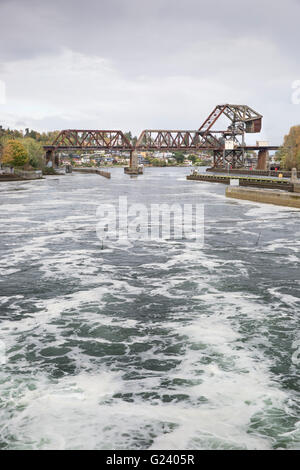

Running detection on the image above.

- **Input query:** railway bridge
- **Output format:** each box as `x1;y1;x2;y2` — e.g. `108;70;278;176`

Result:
43;104;278;173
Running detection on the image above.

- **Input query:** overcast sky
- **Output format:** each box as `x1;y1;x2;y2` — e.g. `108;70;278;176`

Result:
0;0;299;144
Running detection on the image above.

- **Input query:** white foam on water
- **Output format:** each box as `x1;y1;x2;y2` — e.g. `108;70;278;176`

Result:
264;239;300;253
0;302;290;450
3;274;293;449
0;368;271;450
1;169;299;450
245;203;300;216
0;203;28;212
268;288;300;308
144;304;291;449
0;371;122;449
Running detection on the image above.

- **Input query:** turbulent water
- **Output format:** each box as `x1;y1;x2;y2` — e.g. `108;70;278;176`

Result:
0;167;300;450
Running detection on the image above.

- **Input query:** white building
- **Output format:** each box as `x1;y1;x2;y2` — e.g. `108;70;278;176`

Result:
153;151;175;159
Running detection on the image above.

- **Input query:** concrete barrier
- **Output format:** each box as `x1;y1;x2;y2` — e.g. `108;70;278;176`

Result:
14;169;43;179
226;186;300;208
96;170;111;179
294;183;300;193
187;173;293;190
72;167;111;178
124;167;143;175
207;168;300;178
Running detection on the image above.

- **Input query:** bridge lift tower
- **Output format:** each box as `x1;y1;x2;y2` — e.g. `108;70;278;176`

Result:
197;104;263;168
134;104;274;169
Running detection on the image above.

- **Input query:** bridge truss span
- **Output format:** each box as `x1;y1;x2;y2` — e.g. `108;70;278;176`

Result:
46;129;133;151
43;104;278;171
135;129;222;151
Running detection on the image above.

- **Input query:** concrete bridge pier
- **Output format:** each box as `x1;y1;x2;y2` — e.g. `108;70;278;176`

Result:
130;150;138;170
256;149;269;170
45;149;59;168
124;150;142;175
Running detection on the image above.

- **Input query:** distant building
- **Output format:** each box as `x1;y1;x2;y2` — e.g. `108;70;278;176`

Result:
153;151;174;159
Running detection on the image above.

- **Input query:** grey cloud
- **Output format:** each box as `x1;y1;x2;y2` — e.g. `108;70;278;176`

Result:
0;0;299;142
1;0;299;70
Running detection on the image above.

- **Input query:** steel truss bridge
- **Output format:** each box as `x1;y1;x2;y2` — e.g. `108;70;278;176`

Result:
44;104;278;170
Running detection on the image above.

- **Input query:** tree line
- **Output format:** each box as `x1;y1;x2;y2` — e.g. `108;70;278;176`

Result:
0;128;59;169
276;125;300;169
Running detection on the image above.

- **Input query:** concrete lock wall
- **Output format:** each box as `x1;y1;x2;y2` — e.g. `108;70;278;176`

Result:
294;183;300;193
226;186;300;208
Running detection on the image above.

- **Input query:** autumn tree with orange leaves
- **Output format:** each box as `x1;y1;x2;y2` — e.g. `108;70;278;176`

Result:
1;139;29;167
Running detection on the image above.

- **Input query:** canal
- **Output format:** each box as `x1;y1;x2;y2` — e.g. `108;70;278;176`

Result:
0;167;299;449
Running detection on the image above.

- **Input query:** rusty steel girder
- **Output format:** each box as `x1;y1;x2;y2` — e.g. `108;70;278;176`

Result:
135;129;222;151
199;104;262;134
212;149;245;169
45;129;133;151
43;104;263;154
42;104;276;170
197;104;263;168
133;105;263;153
